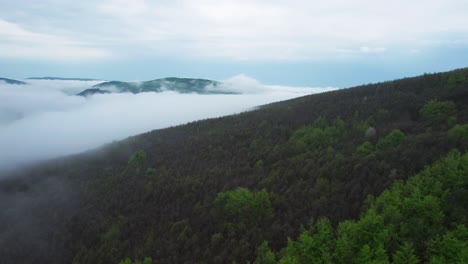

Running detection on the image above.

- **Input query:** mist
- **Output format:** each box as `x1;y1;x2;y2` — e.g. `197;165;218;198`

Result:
0;76;337;170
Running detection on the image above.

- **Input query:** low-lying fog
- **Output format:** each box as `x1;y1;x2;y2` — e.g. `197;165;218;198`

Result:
0;75;337;170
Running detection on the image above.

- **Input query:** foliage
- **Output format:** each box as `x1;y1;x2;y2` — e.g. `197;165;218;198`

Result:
290;117;346;148
392;243;419;264
254;241;276;264
280;218;334;264
427;225;468;263
128;150;147;168
102;223;121;241
419;100;457;125
447;116;458;127
215;187;273;223
255;160;265;169
119;257;153;264
376;129;405;150
146;167;156;176
271;151;468;263
356;141;374;156
445;70;468;88
448;124;468;143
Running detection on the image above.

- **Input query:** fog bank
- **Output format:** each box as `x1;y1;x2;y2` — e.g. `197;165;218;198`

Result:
0;76;337;170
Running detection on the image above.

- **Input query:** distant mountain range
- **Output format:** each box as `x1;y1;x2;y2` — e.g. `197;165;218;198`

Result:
0;77;27;85
77;77;234;96
1;76;234;96
27;77;102;81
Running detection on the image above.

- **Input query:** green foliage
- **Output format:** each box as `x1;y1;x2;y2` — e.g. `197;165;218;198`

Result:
254;241;276;264
351;118;370;135
119;257;153;264
447;116;458;127
419;100;457;125
355;243;389;264
146;167;156;176
448;124;468;143
280;218;334;264
170;219;192;242
290;117;346;148
356;141;374;156
211;233;223;245
445;71;468;88
376;129;405;150
255;160;265;169
128;150;147;168
268;151;468;263
392;243;419;264
427;225;468;263
215;187;273;223
101;223;121;242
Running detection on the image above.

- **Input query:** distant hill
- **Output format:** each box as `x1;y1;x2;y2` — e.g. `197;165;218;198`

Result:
27;77;102;81
91;77;234;94
0;77;27;85
76;88;111;97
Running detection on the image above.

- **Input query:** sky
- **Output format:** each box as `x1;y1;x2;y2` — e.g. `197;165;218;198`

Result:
0;0;467;87
0;77;336;170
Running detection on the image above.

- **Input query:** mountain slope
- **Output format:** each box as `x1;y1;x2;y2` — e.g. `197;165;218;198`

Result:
0;68;467;264
0;77;27;85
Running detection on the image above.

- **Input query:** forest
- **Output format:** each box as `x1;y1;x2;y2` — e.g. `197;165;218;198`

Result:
0;68;467;263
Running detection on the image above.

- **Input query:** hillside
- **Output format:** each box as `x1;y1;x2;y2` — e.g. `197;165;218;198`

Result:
0;77;27;85
0;68;467;264
90;77;233;94
76;88;111;97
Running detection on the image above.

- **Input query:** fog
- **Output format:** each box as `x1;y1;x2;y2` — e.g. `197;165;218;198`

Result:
0;76;337;170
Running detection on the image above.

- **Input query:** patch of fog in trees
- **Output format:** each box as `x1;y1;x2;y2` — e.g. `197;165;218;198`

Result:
0;176;77;261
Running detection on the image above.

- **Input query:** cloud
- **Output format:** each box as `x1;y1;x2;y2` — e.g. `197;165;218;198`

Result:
0;77;337;170
212;74;337;94
0;19;111;61
360;46;387;53
0;1;467;61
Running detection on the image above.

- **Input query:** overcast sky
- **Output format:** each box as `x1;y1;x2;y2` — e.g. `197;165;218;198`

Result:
0;0;467;86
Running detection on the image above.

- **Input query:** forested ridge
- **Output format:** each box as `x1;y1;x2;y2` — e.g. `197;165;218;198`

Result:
0;68;467;263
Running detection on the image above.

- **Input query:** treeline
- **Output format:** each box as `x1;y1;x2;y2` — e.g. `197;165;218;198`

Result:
0;68;467;263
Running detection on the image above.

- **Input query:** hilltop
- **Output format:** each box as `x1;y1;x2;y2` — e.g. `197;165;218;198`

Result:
0;68;467;264
76;88;111;97
0;77;27;85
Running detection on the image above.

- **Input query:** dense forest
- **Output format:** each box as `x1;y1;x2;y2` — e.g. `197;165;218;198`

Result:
0;68;467;263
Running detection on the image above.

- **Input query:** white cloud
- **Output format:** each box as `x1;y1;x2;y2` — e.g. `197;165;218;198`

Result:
0;19;111;61
212;74;337;94
0;0;467;61
0;78;337;170
360;46;387;53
